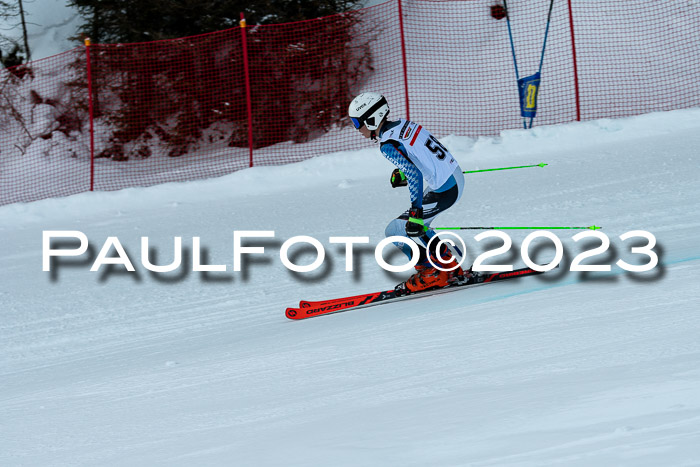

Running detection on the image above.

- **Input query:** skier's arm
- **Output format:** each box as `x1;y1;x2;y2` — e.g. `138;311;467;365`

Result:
381;142;423;208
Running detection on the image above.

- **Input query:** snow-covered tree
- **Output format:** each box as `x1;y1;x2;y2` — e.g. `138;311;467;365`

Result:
69;0;361;43
68;0;371;160
0;0;31;67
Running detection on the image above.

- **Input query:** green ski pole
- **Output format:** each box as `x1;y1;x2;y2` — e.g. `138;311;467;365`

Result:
434;225;602;231
464;163;547;174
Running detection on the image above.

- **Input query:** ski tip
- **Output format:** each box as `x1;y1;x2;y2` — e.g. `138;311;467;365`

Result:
299;301;311;308
286;307;302;320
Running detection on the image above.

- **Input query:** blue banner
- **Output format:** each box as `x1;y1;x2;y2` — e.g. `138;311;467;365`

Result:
518;72;541;119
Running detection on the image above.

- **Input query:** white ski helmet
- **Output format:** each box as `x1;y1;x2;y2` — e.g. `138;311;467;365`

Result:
348;92;389;131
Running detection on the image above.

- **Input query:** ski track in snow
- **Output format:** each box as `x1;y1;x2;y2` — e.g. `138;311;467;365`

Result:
1;109;700;465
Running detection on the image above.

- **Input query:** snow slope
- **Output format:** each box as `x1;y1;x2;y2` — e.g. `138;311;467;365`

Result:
1;109;700;466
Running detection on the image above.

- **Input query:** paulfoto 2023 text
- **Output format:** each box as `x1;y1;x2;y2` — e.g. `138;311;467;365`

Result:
42;230;658;274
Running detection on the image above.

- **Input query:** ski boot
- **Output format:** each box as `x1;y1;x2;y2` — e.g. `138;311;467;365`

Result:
394;263;429;296
395;257;467;296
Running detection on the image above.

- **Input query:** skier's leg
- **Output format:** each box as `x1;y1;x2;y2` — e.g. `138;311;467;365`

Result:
422;167;464;227
386;168;464;271
420;169;465;263
394;170;467;293
385;218;425;262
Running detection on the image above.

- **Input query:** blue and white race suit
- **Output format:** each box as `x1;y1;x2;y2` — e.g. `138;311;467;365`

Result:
378;119;465;266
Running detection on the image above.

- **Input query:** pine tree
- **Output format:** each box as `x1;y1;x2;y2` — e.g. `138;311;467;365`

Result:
0;0;31;67
69;0;360;42
69;0;370;159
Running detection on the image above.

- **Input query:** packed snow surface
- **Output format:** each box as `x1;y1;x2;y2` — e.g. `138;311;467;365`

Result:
1;109;700;466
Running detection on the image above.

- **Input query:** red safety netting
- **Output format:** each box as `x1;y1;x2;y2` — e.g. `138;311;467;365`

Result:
569;0;700;120
0;48;91;204
1;0;698;206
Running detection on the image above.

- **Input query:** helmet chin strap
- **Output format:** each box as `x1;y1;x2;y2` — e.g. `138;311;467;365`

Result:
369;119;386;142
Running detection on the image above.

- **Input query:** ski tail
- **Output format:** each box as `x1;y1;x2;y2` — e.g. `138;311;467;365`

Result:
482;267;544;282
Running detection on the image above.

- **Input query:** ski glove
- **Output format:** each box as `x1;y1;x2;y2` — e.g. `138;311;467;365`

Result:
390;169;408;188
405;207;425;237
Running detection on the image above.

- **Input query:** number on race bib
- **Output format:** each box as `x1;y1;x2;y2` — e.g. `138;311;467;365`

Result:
424;135;447;160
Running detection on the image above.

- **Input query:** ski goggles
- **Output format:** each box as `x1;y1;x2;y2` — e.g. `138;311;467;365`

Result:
349;96;388;130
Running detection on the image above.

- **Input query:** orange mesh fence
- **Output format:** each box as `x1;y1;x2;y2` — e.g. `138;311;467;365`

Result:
1;0;698;206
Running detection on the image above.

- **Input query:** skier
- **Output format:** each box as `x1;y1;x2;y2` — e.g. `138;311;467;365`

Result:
348;92;467;294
